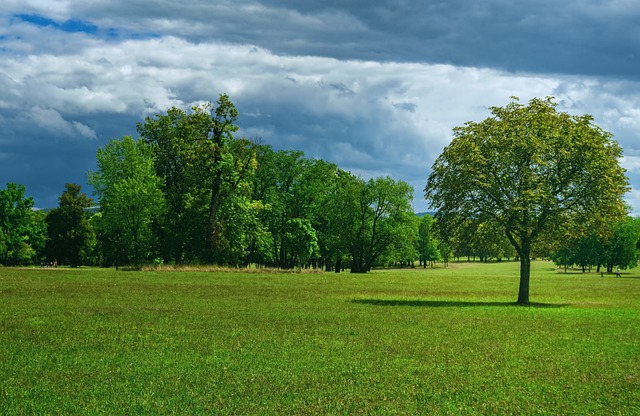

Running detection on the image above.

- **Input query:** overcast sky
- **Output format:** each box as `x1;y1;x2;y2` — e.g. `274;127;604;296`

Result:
1;0;639;214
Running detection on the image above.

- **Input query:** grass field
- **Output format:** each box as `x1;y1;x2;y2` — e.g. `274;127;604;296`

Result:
1;261;639;415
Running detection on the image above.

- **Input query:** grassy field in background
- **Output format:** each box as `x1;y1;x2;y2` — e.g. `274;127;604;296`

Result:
1;261;639;415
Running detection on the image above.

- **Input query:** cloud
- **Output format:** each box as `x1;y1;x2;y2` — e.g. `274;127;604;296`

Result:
3;0;639;78
23;107;97;140
622;157;640;174
0;1;638;215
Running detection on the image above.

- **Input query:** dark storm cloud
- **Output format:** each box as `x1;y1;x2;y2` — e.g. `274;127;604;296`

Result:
250;0;640;78
117;1;640;77
8;0;639;77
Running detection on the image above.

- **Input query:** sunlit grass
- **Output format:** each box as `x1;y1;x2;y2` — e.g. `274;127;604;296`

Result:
1;261;638;414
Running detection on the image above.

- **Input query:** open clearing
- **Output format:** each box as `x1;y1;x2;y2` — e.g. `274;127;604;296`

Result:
1;261;639;414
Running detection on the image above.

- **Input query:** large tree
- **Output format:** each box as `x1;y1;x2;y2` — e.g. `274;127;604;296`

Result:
138;94;241;263
425;97;628;304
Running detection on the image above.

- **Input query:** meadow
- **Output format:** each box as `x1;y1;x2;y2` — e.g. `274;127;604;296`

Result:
1;261;638;415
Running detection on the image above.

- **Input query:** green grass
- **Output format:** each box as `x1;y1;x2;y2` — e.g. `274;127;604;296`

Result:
1;261;639;415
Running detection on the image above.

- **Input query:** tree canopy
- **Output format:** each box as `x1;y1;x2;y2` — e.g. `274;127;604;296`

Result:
45;183;94;267
0;183;46;266
4;94;636;277
425;97;629;304
89;136;165;268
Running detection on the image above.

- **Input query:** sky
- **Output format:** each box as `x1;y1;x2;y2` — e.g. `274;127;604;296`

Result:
1;0;639;214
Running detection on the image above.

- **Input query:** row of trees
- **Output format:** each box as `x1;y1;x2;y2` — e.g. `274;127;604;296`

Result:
2;96;638;291
549;217;640;273
86;95;419;271
3;174;638;273
0;175;428;271
1;95;427;271
0;182;96;267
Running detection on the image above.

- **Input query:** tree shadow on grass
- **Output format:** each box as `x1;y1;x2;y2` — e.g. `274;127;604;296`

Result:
351;299;570;308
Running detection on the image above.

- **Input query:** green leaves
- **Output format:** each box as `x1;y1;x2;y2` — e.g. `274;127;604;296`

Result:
89;137;165;266
0;183;44;266
425;97;629;303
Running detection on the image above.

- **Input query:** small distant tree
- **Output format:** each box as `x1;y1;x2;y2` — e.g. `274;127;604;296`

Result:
0;183;46;265
417;214;440;267
283;218;320;269
602;217;640;272
45;183;95;267
549;245;575;272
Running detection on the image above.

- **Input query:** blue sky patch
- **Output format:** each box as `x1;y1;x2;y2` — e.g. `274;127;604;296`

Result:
15;14;98;35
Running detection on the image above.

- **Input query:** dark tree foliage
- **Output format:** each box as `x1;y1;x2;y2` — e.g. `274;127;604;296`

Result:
45;183;94;267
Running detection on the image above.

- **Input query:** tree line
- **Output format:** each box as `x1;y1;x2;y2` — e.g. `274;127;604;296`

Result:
2;96;638;278
2;95;422;271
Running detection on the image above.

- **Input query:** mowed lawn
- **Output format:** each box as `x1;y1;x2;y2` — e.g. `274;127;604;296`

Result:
1;261;638;415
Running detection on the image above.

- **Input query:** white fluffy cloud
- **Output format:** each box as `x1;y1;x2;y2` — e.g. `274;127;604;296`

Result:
1;2;638;214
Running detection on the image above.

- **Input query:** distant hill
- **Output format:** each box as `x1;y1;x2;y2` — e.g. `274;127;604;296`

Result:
34;206;100;214
416;211;437;217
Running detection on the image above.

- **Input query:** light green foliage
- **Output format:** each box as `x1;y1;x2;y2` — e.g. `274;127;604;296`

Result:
89;136;165;266
380;213;418;267
0;183;46;265
284;218;320;268
45;183;95;267
426;97;629;304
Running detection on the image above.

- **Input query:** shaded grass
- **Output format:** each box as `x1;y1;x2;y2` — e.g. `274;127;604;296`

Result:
1;261;639;414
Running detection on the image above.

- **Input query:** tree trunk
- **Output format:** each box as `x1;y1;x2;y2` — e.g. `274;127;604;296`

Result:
207;169;223;262
517;247;531;305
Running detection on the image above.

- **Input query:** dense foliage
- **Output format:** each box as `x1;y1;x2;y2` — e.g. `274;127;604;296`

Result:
45;184;95;267
0;183;46;266
1;96;636;275
85;95;416;271
425;97;629;303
